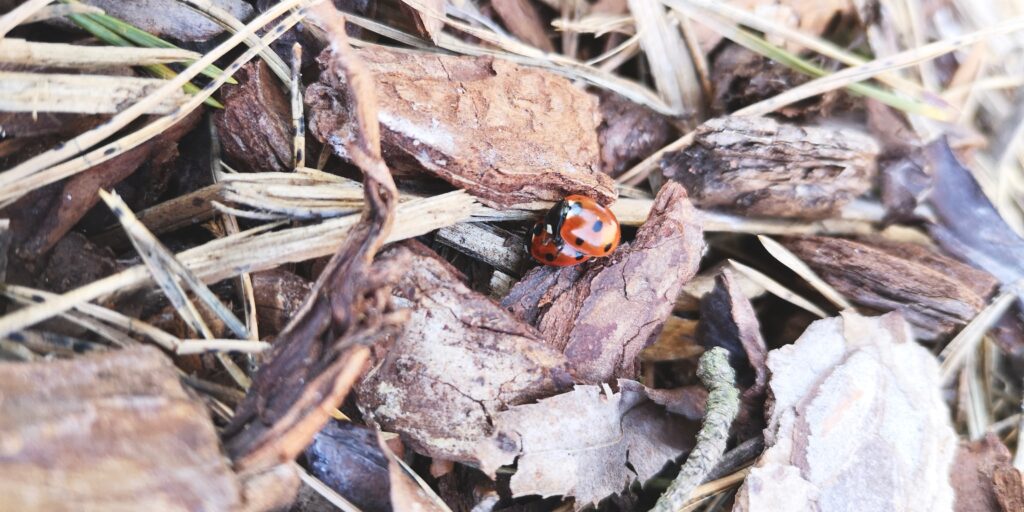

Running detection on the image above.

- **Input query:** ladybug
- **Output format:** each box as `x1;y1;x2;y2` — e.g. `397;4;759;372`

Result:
528;221;592;267
529;195;621;267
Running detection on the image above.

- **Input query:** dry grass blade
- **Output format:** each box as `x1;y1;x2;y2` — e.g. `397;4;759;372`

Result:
291;42;305;169
98;189;249;340
179;0;290;82
0;0;312;204
0;71;187;114
0;0;52;39
666;0;927;96
939;285;1019;384
0;39;201;67
680;467;751;510
728;260;828;318
21;3;101;23
176;339;271;355
731;17;1024;118
615;130;695;185
627;0;701;116
1;284;180;351
296;467;365;512
758;235;855;311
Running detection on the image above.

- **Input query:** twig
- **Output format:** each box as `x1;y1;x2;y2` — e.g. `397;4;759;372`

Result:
651;347;739;512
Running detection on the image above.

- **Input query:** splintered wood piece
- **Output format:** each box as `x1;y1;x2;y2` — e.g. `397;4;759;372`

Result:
734;312;957;512
358;242;573;463
780;235;999;340
306;46;615;209
503;181;704;383
661;116;878;219
214;61;293;174
0;347;242;511
474;380;698;509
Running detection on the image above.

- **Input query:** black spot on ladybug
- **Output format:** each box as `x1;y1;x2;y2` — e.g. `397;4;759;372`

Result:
544;253;555;262
103;147;117;156
592;220;604;232
575;237;584;246
533;224;542;236
575;252;585;260
604;243;612;253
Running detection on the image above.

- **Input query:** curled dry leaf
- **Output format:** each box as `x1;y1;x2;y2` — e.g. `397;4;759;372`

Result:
358;241;574;463
306;46;615;208
0;346;293;512
503;181;704;383
475;380;698;509
597;90;675;178
224;4;404;472
734;312;957;512
660;116;878;219
697;269;767;440
926;137;1024;285
780;235;999;340
76;0;253;42
951;434;1012;512
214;61;294;174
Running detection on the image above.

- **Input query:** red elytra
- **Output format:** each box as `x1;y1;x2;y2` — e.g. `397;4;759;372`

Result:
549;195;621;257
528;221;592;267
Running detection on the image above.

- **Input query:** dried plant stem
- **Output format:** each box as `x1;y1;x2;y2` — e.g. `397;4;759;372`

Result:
291;42;305;169
0;0;51;38
0;39;201;67
651;347;739;512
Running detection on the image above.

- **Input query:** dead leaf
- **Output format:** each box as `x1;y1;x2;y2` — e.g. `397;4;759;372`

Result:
661;116;878;219
0;346;243;511
502;181;704;383
306;46;615;208
734;311;957;512
781;236;999;340
475;380;698;509
358;241;574;463
214;61;294;174
951;434;1012;512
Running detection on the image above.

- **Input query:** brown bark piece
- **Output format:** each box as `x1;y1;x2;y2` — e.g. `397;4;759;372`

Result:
214;61;294;174
358;242;574;463
13;110;200;258
475;380;698;509
734;312;957;512
0;346;242;511
492;0;556;52
661;116;878;219
781;236;998;340
38;232;116;293
252;269;313;336
306;46;615;208
597;90;675;178
951;434;1012;512
502;182;704;383
994;466;1024;512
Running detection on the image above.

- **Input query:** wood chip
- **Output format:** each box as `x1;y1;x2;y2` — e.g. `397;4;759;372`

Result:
0;347;243;511
734;311;957;512
660;116;878;219
503;181;704;383
306;46;615;208
780;235;999;340
214;61;294;174
597;90;675;178
358;242;574;463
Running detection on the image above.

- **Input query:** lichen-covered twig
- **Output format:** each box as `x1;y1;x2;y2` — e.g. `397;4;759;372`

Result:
651;347;739;512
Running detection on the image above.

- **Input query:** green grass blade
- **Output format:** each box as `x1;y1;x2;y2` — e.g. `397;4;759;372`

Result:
724;25;948;120
84;12;238;84
66;10;225;108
